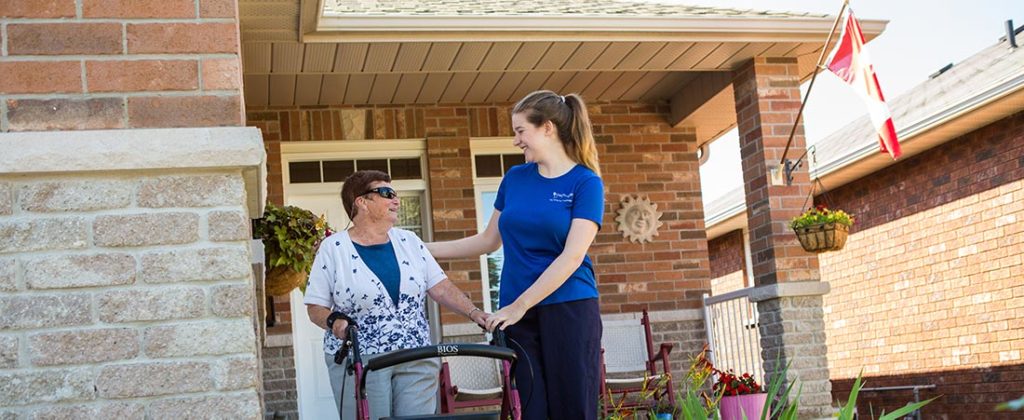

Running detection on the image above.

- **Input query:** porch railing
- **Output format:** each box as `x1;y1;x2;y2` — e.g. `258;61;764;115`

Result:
703;288;765;384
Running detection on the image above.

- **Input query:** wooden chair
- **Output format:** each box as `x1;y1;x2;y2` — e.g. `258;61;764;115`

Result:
439;348;504;413
599;309;675;417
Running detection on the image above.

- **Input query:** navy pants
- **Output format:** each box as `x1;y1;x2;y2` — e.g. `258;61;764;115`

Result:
505;298;602;420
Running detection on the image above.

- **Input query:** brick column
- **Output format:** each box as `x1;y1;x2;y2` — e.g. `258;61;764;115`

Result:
424;108;484;327
0;1;266;417
732;57;832;418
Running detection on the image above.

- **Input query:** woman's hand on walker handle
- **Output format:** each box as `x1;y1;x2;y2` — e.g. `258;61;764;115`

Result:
331;319;349;341
469;308;490;329
485;302;527;332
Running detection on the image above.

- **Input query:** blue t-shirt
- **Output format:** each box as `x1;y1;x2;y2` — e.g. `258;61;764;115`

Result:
494;163;604;307
352;241;401;308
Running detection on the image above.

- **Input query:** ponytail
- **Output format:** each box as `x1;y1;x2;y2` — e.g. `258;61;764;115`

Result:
562;94;601;176
512;90;602;176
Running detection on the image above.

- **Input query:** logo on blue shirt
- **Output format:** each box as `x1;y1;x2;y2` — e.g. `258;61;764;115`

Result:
550;192;574;203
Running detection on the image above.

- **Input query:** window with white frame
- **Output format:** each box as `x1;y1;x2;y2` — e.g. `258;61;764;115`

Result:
282;140;431;238
471;138;525;313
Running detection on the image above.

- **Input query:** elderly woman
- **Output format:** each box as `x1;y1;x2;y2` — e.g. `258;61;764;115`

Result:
304;170;489;419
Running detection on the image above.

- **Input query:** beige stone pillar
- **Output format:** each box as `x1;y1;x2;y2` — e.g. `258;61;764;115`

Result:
0;128;266;417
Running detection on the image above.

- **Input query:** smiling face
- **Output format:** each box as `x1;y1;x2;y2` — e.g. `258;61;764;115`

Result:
354;181;399;226
512;112;559;164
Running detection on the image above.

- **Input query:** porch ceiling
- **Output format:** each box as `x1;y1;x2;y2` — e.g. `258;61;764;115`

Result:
239;0;885;144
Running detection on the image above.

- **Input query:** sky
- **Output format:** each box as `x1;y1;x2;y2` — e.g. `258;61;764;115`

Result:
657;0;1024;205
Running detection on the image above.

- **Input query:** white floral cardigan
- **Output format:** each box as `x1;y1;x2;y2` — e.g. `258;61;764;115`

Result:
303;228;444;356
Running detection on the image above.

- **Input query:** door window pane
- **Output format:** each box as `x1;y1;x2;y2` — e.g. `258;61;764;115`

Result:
502;154;525;173
475;155;502;178
390;158;422;180
322;160;355;182
289;161;321;183
357;159;388;173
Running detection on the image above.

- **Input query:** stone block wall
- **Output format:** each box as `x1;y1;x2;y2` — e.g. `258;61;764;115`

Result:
261;344;298;420
0;128;266;418
756;295;832;418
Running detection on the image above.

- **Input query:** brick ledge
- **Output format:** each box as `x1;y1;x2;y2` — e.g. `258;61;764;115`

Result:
264;333;293;348
749;281;830;302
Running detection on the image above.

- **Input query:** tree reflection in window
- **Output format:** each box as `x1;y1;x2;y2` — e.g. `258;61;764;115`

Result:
480;191;502;311
396;194;423;238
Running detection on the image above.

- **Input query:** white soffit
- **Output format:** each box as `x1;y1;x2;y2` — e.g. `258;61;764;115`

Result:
314;15;886;43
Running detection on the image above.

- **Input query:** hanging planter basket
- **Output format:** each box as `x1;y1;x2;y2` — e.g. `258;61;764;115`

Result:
793;222;850;253
253;203;333;297
265;266;308;296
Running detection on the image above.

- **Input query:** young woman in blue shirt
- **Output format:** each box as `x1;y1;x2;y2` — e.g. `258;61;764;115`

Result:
428;90;605;419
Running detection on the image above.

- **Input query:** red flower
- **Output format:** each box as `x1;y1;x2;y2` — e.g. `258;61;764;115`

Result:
711;368;763;396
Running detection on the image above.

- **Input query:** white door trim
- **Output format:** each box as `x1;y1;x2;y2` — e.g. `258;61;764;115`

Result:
282;139;431;420
281;139;426;155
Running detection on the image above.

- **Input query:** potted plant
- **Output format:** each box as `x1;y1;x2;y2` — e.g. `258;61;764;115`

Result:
253;202;333;296
648;399;675;420
713;369;767;420
790;204;854;253
643;374;675;420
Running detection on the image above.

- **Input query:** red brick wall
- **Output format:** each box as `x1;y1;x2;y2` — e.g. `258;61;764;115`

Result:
823;111;1024;419
706;111;1024;418
707;229;747;295
247;101;712;328
1;0;243;132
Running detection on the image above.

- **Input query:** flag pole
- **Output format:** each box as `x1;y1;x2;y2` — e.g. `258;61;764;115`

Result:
779;0;850;184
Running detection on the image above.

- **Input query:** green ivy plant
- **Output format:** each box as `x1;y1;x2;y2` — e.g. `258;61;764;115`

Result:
253;202;332;280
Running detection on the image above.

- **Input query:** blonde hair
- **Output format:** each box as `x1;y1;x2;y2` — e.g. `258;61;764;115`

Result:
512;90;601;176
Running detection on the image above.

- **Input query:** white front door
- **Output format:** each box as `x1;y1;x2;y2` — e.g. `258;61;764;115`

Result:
287;194;348;420
280;140;431;420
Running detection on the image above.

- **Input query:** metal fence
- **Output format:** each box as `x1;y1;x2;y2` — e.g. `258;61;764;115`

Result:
703;288;765;384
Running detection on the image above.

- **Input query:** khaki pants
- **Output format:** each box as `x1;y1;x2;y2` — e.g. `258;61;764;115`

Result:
325;351;440;420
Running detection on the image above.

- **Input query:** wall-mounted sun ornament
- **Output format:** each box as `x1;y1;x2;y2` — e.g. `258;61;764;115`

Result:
615;195;664;244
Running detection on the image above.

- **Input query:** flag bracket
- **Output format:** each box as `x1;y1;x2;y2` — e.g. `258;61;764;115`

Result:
783;146;816;186
783;159;800;186
779;0;848;169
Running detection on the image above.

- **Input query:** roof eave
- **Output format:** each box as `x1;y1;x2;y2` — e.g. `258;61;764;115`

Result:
704;70;1024;240
310;14;887;42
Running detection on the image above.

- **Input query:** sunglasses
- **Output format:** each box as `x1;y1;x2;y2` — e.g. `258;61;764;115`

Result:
361;186;398;200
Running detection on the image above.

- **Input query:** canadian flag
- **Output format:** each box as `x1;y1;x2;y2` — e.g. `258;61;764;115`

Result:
826;8;902;159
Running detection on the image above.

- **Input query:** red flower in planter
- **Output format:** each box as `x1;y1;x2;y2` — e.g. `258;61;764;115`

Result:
712;369;762;396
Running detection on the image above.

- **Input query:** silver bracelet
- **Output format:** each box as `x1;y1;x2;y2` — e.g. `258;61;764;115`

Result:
467;307;482;319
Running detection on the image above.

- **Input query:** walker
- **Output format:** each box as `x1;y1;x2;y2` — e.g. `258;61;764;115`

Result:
335;317;522;420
